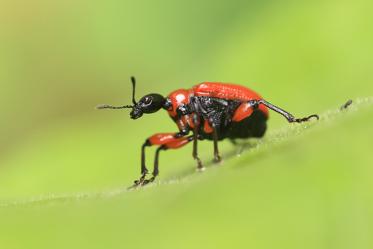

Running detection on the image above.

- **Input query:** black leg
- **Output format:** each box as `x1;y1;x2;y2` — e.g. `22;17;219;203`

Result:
212;125;221;162
255;99;319;123
141;140;150;175
153;145;166;178
139;145;166;185
192;115;203;170
133;140;150;186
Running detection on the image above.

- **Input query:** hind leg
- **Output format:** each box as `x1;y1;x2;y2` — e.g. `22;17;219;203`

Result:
256;99;319;123
212;125;222;162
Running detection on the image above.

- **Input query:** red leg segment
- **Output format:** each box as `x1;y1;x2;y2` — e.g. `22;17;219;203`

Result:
232;101;269;122
163;136;192;149
232;102;254;122
148;133;180;145
203;120;213;133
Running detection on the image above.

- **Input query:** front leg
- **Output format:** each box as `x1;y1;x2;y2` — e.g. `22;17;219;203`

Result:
133;141;151;186
142;135;194;186
132;131;189;187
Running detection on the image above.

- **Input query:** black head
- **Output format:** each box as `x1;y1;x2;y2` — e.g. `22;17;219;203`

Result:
96;77;166;120
130;93;165;119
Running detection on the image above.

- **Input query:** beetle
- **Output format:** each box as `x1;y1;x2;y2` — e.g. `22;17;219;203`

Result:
97;77;319;187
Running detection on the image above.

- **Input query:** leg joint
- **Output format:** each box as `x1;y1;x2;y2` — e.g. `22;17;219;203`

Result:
143;139;151;147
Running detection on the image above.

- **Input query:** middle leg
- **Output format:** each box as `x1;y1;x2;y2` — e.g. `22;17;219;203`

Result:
212;124;222;162
192;114;203;170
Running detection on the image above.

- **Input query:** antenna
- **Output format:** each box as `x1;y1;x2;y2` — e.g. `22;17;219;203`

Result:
96;104;133;110
96;76;138;110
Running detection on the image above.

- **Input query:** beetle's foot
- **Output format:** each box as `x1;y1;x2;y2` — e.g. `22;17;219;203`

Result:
194;157;203;168
196;166;206;172
292;114;319;123
130;174;147;188
213;155;222;163
130;175;156;188
141;176;156;186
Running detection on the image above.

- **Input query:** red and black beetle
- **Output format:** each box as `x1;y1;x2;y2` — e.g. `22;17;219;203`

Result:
98;77;319;186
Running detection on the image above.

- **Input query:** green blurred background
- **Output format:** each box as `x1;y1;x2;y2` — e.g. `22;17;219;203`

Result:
0;0;373;248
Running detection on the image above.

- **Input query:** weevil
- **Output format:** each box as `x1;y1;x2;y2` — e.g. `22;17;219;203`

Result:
97;77;319;186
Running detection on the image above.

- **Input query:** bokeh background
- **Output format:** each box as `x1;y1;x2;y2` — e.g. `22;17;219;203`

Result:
0;0;373;248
